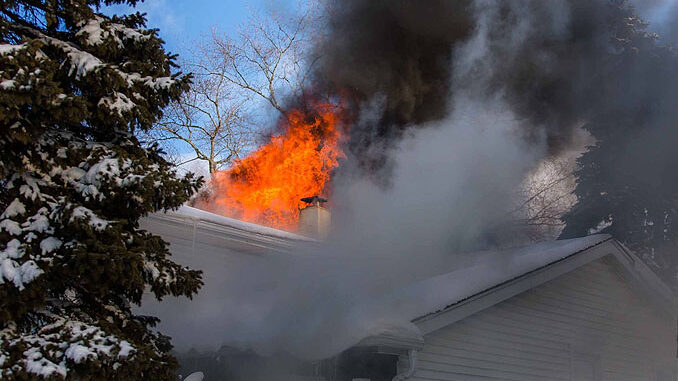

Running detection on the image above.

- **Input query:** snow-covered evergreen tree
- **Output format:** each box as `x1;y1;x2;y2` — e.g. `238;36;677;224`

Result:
561;2;678;284
0;1;203;379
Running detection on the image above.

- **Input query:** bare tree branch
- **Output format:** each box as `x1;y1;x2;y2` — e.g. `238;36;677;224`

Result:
511;157;578;241
147;2;321;177
208;2;321;118
148;41;255;175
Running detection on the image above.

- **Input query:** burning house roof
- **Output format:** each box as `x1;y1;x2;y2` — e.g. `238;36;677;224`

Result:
196;102;346;232
154;205;312;242
354;234;676;350
140;205;677;360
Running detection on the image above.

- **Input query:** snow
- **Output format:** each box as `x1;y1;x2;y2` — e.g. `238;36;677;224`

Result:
18;176;43;201
153;76;174;89
23;347;67;378
64;344;95;363
362;234;612;325
0;239;43;290
0;219;22;236
3;239;22;259
24;210;51;233
117;341;133;358
143;261;161;280
35;33;104;79
589;218;613;234
143;259;181;287
0;209;23;236
76;17;112;46
5;318;136;378
163;205;312;241
0;43;26;55
35;138;153;202
58;167;86;183
0;79;15;90
18;261;43;285
33;28;172;89
184;371;205;381
56;147;68;159
122;72;177;90
0;259;17;285
66;49;103;79
40;237;63;255
98;93;135;116
70;206;110;231
84;157;120;184
79;184;100;200
76;16;150;48
77;17;108;45
1;199;26;219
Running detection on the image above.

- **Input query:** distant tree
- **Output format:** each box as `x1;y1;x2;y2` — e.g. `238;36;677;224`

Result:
0;1;203;379
152;47;254;175
209;2;321;116
561;2;678;283
149;3;321;177
512;158;577;242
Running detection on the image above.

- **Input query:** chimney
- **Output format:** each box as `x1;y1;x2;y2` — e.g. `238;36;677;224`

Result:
298;196;331;239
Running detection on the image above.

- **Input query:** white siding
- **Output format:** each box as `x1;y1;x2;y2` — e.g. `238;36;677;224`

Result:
411;256;676;381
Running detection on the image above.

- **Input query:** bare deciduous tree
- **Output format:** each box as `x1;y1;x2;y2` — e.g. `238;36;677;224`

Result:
512;157;578;241
208;2;321;116
153;60;253;175
149;2;321;176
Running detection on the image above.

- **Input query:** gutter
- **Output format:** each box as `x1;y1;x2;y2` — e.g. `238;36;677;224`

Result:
392;349;418;381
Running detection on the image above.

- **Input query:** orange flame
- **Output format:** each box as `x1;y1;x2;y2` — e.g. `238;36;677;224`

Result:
205;102;346;231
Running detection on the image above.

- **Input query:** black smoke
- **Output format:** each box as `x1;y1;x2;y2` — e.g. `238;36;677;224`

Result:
153;1;678;362
311;0;676;179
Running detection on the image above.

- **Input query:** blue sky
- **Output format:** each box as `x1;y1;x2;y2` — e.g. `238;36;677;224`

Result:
101;0;678;177
103;0;296;56
102;0;301;174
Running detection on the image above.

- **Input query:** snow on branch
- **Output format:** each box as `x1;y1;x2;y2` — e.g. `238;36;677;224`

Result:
76;15;152;48
0;43;28;56
97;92;136;116
0;239;43;290
0;315;135;379
70;206;110;232
0;131;181;290
8;23;177;95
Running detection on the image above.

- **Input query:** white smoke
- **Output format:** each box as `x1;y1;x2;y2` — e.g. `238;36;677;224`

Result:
151;0;575;361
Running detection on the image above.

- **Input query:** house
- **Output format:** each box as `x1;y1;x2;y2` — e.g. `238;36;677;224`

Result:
141;206;678;381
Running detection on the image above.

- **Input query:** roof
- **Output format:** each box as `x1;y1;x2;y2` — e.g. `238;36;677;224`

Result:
140;208;676;356
140;205;312;255
359;235;677;351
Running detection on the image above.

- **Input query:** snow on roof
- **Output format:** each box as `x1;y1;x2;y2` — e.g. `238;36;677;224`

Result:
155;205;312;242
356;234;612;344
143;206;617;357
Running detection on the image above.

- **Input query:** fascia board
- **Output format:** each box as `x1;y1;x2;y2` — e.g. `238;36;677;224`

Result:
413;239;617;335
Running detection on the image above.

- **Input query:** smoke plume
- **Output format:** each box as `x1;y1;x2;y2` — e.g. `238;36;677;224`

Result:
314;0;675;180
152;0;678;373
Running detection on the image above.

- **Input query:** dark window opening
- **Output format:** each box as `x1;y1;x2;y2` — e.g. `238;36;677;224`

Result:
176;346;399;381
320;347;399;381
